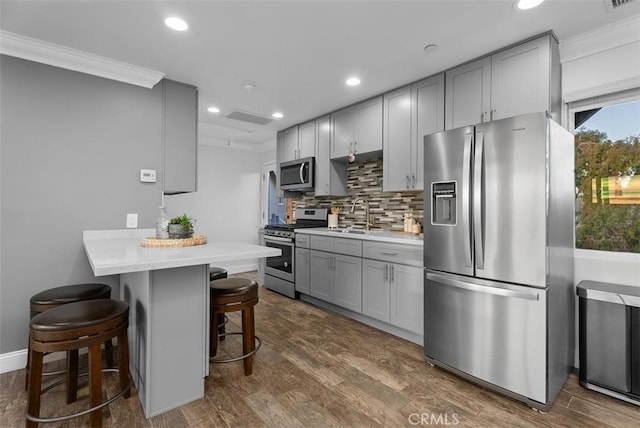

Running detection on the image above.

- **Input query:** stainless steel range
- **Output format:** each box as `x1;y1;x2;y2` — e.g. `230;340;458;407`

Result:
264;208;327;298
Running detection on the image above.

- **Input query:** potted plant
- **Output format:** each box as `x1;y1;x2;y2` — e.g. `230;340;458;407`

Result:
168;213;195;239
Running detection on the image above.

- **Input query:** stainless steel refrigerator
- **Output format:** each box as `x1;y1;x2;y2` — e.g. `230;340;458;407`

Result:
423;112;574;410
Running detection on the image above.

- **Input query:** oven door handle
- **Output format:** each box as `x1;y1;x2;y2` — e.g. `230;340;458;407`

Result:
264;236;294;243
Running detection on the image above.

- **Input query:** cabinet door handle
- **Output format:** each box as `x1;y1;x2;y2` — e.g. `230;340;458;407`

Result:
354;141;357;153
390;265;395;282
384;264;389;282
381;252;399;256
490;109;493;121
405;175;410;189
411;174;416;189
482;112;487;122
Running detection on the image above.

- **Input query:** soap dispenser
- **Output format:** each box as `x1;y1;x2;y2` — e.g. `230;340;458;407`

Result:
156;206;169;239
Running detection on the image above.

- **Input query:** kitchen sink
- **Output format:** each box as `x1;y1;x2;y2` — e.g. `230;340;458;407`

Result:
328;229;370;235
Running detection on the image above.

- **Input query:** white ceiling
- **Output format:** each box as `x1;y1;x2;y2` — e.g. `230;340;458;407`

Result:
2;0;639;147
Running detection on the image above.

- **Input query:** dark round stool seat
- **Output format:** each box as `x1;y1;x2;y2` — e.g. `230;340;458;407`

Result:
26;299;131;428
30;283;111;308
209;267;228;282
209;277;260;375
31;299;129;333
210;277;258;297
26;283;114;393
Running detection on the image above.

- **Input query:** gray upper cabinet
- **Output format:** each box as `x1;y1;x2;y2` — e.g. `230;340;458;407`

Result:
331;96;382;159
315;115;347;196
163;79;197;194
297;120;316;159
383;74;444;191
445;34;560;130
279;121;315;164
282;126;299;162
383;85;411;191
491;35;559;121
445;57;491;130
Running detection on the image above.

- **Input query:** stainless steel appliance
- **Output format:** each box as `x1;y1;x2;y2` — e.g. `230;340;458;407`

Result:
264;208;327;298
423;112;575;411
279;157;314;191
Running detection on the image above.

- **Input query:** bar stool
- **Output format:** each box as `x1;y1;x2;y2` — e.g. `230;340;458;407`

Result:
209;277;261;375
209;267;228;343
26;299;131;428
26;283;113;394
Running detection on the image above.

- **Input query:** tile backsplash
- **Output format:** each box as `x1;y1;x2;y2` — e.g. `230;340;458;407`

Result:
293;157;424;232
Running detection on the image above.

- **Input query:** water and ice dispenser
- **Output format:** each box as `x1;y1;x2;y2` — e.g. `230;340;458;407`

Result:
431;182;456;226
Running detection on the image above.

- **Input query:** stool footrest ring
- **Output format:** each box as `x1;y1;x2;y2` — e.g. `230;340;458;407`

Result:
25;368;132;424
209;332;261;364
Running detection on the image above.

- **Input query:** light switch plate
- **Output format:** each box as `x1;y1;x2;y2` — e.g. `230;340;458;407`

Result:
126;213;138;228
140;169;156;183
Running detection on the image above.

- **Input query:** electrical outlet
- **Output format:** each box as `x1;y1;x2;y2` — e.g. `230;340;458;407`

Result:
126;213;138;228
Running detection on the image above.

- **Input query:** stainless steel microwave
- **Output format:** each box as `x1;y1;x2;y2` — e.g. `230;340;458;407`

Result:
280;157;314;191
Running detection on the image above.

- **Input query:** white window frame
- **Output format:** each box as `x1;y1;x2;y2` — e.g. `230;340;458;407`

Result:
567;87;640;258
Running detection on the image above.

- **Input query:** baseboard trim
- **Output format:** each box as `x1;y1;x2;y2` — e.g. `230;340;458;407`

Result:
0;348;72;374
0;349;27;374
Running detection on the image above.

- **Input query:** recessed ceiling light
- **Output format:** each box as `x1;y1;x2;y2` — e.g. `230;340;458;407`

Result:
272;112;284;119
165;17;188;31
207;106;220;113
515;0;544;10
346;77;361;86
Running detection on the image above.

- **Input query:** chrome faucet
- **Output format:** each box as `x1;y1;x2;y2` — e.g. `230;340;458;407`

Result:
350;198;372;230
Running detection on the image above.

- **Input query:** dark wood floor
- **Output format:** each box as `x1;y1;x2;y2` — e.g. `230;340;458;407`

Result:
2;272;639;427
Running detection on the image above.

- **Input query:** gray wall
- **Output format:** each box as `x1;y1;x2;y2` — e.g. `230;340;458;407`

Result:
0;55;164;353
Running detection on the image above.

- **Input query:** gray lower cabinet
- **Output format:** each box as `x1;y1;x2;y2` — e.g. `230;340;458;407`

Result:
309;249;362;313
362;259;390;322
389;263;423;335
309;250;333;301
333;253;362;313
363;250;424;335
295;247;310;294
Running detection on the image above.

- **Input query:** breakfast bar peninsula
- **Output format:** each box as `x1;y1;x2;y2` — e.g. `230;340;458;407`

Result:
83;229;280;418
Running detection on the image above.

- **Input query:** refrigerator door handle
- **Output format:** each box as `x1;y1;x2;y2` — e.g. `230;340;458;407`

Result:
473;131;485;270
462;132;473;268
426;272;540;301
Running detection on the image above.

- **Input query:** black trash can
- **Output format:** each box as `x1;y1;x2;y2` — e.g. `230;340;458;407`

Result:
577;280;640;406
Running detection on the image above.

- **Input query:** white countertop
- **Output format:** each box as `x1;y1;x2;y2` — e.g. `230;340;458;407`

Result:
295;227;423;247
83;229;281;276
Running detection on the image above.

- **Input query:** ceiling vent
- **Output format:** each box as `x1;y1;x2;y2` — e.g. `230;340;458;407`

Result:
605;0;634;11
225;110;274;126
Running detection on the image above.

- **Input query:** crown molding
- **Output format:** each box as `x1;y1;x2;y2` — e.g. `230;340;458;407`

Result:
560;14;640;64
0;30;164;88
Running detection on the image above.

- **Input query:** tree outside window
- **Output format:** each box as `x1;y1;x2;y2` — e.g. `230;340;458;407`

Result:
574;99;640;253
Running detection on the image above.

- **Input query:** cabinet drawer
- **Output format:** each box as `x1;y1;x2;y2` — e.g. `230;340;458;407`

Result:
363;241;423;267
295;233;310;248
310;235;362;257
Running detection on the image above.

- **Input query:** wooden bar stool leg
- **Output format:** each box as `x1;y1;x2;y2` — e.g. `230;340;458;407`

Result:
66;350;79;404
104;340;114;367
217;313;226;342
24;340;31;391
27;350;43;428
88;343;103;428
210;309;220;358
241;307;256;376
117;331;131;399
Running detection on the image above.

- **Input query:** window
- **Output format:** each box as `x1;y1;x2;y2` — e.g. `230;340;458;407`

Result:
569;90;640;254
